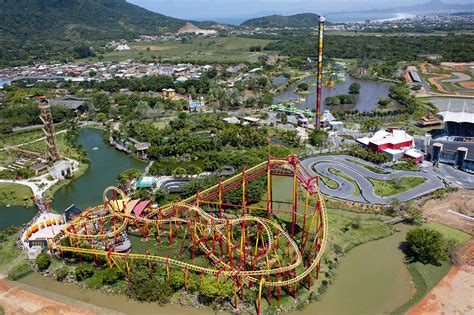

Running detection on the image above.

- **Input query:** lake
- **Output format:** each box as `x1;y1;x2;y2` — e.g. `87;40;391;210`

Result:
0;127;145;229
275;73;395;113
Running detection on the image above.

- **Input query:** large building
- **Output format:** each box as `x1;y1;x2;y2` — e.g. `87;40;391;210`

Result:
357;130;423;164
438;109;474;137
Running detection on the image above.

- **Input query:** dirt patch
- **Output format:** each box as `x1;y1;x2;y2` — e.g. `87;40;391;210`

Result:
422;189;474;235
131;45;173;51
459;81;474;90
407;240;474;315
0;280;95;315
427;76;451;94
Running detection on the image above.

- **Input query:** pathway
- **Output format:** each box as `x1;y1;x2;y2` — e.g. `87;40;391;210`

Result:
300;155;446;205
0;173;58;198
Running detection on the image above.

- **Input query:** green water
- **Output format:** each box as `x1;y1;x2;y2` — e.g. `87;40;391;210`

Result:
294;224;413;315
50;128;145;212
0;205;36;230
0;127;145;228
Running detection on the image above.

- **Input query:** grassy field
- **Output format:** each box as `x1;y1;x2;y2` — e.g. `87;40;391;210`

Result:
81;36;276;64
370;177;426;197
347;158;388;174
319;174;339;189
329;168;361;196
0;183;34;207
0;232;25;274
424;222;471;244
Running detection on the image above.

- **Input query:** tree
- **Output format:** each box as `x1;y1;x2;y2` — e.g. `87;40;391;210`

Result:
117;168;142;185
36;252;51;271
309;129;328;147
96;112;107;123
349;82;361;94
405;228;447;265
297;82;309;91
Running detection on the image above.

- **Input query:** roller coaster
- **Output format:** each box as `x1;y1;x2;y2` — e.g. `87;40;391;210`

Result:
49;155;328;314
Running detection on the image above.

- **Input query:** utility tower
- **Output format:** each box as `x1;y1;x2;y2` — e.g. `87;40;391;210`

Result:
315;16;325;128
39;101;60;162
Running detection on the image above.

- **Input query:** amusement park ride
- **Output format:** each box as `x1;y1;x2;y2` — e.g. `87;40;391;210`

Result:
40;18;329;315
48;156;328;313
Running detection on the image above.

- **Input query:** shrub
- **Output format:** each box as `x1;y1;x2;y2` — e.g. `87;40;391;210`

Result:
127;268;173;304
75;263;95;281
55;267;69;281
102;268;123;285
169;270;185;290
8;262;31;280
36;252;51;271
405;228;448;265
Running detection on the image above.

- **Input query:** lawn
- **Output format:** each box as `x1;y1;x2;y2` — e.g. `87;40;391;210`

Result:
0;183;34;207
424;222;471;245
318;174;339;189
0;231;25;274
346;158;388;174
81;36;276;64
370;176;426;197
329;168;361;196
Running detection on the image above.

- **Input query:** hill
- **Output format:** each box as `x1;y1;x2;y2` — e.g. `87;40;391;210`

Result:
0;0;213;66
241;13;322;28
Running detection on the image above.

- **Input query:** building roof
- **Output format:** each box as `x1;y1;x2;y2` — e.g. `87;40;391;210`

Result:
223;117;240;124
439;111;474;124
405;148;423;158
132;200;152;217
367;130;413;146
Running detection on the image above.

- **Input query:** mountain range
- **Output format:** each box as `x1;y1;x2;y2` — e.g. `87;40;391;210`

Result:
0;0;218;65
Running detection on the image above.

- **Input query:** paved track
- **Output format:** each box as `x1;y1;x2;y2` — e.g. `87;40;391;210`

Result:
301;155;446;205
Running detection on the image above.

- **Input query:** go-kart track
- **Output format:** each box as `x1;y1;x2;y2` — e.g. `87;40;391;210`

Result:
301;155;446;205
48;156;327;314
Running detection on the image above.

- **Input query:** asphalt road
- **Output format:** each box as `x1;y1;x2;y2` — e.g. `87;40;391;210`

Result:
300;155;447;205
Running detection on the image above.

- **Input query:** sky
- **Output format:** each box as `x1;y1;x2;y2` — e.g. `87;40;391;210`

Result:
128;0;472;21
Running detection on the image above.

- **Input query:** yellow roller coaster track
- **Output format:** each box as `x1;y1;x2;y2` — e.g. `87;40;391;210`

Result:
49;156;328;293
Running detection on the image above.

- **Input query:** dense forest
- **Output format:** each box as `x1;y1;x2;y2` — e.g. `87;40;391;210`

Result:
264;34;474;62
0;0;212;66
241;13;323;28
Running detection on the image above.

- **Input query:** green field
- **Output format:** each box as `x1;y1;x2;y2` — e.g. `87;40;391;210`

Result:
329;168;361;196
82;37;276;64
424;222;471;244
0;183;34;207
370;177;426;197
347;158;388;174
319;174;339;189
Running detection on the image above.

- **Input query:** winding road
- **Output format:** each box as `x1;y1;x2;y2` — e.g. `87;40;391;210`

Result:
301;155;447;205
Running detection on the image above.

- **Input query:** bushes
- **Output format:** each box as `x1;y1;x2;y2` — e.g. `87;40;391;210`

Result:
127;269;173;304
8;262;31;280
75;263;95;281
36;252;51;271
405;228;448;265
55;267;69;281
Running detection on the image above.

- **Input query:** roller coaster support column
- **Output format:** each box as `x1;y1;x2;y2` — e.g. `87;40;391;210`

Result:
218;179;223;218
291;158;298;239
257;276;265;315
266;156;273;219
315;15;325;128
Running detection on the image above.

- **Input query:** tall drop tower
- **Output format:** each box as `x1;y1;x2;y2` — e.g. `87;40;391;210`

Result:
315;16;325;128
39;101;61;162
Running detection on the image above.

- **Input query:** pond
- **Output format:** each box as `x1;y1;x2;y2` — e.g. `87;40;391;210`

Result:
293;224;413;315
274;72;395;113
0;127;145;228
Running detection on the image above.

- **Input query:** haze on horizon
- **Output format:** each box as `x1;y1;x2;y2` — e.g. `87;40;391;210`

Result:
128;0;472;22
